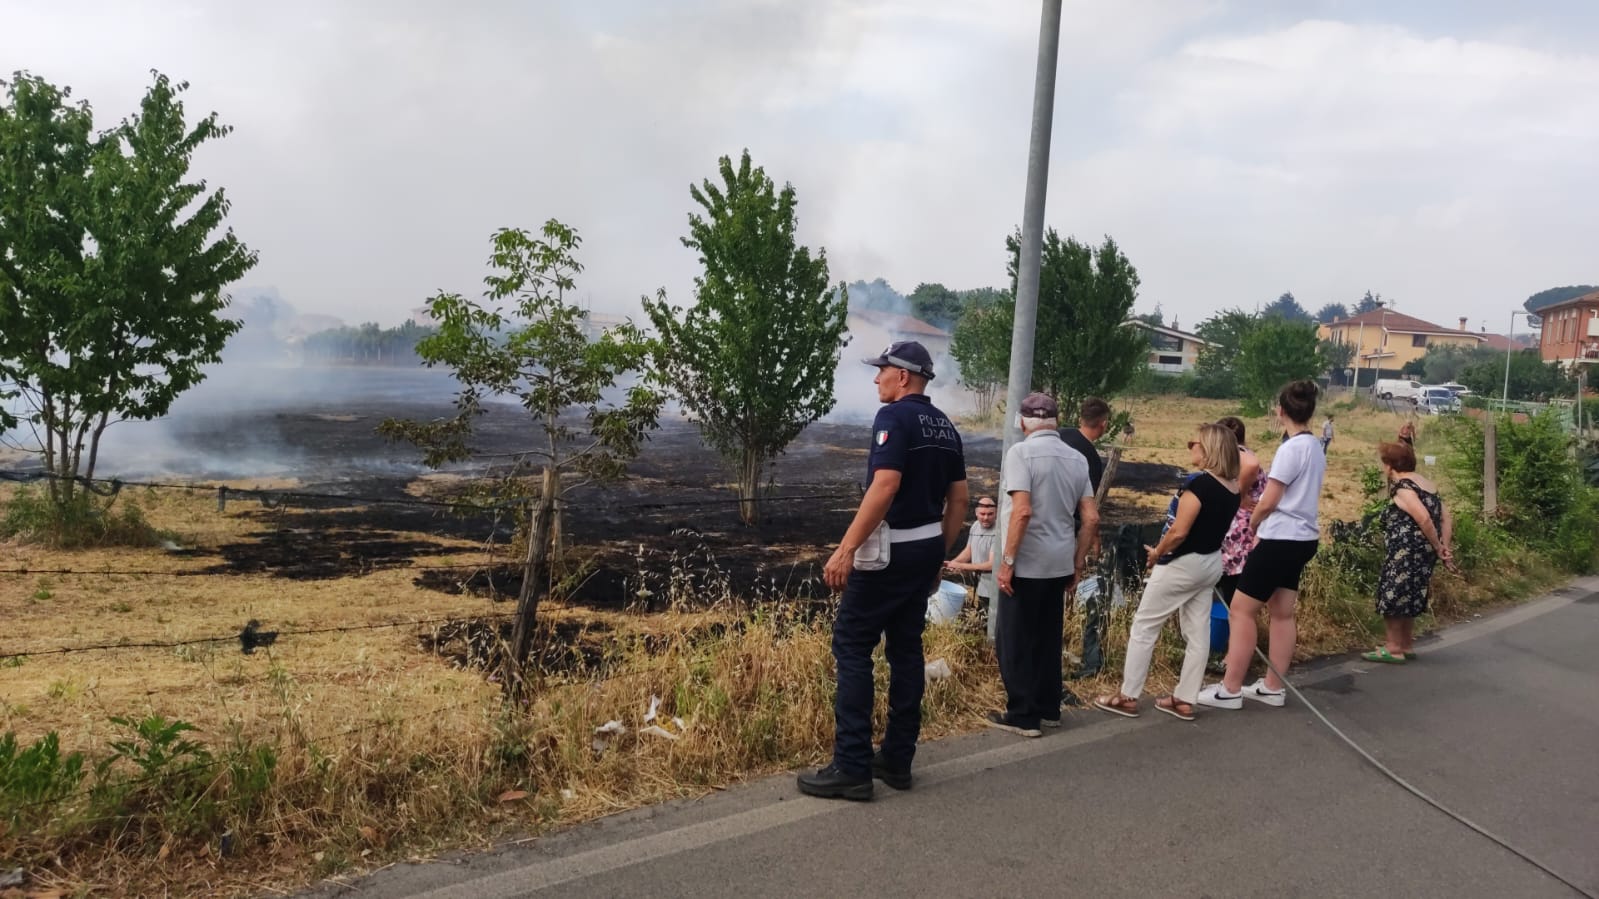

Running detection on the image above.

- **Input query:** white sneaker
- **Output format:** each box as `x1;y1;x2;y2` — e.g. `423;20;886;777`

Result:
1242;679;1286;707
1196;683;1242;710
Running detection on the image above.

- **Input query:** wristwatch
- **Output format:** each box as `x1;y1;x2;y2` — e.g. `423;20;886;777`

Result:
1002;555;1016;566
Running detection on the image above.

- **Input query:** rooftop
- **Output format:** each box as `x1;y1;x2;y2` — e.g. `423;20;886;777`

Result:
1325;309;1486;339
848;308;949;339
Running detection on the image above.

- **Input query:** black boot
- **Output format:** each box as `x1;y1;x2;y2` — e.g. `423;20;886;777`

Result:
871;751;912;791
797;763;873;801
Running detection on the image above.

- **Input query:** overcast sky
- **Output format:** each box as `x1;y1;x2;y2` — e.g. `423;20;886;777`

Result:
7;0;1598;336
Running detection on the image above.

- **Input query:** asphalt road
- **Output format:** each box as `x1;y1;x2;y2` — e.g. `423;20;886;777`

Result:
309;577;1599;899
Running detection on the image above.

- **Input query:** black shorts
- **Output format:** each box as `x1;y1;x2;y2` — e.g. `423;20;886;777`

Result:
1236;539;1319;601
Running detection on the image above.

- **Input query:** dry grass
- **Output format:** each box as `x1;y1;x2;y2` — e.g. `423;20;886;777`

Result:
0;392;1566;896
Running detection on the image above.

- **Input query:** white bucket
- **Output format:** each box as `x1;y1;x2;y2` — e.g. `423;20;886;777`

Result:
926;580;968;624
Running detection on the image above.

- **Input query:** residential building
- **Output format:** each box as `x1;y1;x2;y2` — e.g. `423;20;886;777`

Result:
1318;309;1485;372
847;309;951;361
1123;320;1213;374
1537;289;1599;364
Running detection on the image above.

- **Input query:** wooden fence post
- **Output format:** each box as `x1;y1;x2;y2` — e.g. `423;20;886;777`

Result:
1483;416;1498;517
1096;446;1122;507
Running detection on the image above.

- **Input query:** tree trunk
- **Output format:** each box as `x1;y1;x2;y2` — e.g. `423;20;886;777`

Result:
503;464;558;698
737;449;761;525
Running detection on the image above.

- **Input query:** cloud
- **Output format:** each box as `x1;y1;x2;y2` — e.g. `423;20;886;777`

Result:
2;3;1595;337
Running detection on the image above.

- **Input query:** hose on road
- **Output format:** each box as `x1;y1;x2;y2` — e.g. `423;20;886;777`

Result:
1256;647;1596;899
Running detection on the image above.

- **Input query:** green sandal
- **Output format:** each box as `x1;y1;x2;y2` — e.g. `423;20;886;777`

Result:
1361;647;1407;664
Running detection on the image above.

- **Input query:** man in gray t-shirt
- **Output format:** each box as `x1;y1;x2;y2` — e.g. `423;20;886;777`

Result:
989;393;1099;737
944;496;998;638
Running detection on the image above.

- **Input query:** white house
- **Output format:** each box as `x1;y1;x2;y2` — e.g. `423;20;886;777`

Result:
1123;320;1214;374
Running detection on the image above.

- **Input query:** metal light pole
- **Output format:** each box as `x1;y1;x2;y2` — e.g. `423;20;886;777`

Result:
1001;0;1063;459
1501;311;1534;412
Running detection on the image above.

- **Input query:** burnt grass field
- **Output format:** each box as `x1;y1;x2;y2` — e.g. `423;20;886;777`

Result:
107;371;1179;647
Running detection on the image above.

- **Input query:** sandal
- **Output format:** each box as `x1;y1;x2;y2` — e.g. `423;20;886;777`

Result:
1155;696;1195;721
1093;695;1140;718
1361;647;1407;664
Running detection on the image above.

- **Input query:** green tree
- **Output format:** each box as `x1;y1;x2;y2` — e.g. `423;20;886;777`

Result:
1237;318;1325;412
994;229;1145;420
908;282;963;329
1132;304;1165;328
0;71;256;511
1262;292;1312;322
644;150;848;525
949;301;1011;412
1524;285;1597;316
1355;290;1385;314
1419;343;1495;384
1459;349;1569;402
844;277;904;313
1320;338;1355;374
1192;308;1260;398
1315;302;1349;323
379;221;663;693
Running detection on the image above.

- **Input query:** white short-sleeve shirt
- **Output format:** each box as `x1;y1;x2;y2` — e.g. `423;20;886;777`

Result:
1259;432;1326;541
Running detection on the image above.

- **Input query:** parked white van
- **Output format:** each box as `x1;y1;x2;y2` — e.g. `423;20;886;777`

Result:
1375;378;1425;402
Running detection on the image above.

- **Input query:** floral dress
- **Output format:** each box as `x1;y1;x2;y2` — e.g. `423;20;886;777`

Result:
1377;478;1444;618
1220;449;1266;576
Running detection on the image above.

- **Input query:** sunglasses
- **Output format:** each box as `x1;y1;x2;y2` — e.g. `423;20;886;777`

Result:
1186;440;1200;449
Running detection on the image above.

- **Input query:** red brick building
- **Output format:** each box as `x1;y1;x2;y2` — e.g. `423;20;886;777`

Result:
1537;289;1599;364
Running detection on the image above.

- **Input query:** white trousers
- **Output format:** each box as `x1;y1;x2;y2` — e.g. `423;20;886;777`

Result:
1120;551;1221;704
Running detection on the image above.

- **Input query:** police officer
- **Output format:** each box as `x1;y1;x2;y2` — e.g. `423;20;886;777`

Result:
798;340;968;801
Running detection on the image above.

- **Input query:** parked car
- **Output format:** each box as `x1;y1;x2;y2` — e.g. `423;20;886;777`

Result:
1375;378;1425;403
1421;387;1460;414
1438;382;1472;397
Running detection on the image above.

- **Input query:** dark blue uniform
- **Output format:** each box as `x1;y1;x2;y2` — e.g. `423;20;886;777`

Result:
831;394;966;778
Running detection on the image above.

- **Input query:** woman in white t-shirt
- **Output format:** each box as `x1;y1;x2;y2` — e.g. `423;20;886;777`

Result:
1199;380;1326;711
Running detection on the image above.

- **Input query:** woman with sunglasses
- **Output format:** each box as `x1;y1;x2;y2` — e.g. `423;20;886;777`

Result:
1096;423;1240;720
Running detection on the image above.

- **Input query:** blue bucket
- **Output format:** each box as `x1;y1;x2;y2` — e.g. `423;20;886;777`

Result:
1209;597;1230;653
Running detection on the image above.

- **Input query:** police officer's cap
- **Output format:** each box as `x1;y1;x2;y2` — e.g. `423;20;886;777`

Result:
863;341;935;380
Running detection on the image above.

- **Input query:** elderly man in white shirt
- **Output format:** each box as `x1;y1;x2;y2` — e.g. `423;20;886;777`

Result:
989;393;1099;737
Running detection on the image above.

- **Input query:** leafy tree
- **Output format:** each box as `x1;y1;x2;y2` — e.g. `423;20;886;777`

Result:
1523;285;1597;315
844;277;904;313
1132;304;1165;328
301;321;439;365
379;221;663;692
1191;308;1260;398
1418;344;1494;384
1320;338;1355;373
1459;349;1570;402
996;230;1145;420
958;286;1007;309
1262;292;1312;322
908;282;963;329
949;301;1011;412
1355;290;1385;314
1400;358;1427;377
1315;302;1350;323
644;150;848;525
0;71;256;511
1236;318;1325;412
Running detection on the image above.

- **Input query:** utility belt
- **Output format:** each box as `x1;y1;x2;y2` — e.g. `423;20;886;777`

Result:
854;521;942;571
